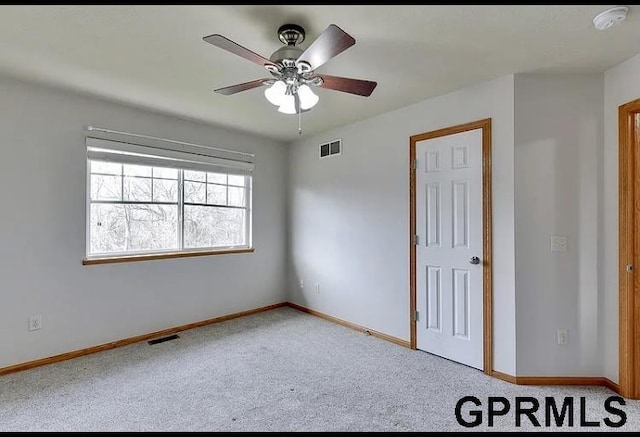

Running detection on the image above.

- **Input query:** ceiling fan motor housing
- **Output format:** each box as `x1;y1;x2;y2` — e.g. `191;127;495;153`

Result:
271;24;313;73
269;45;304;67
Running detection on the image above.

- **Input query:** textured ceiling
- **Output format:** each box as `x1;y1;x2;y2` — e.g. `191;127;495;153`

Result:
0;5;639;142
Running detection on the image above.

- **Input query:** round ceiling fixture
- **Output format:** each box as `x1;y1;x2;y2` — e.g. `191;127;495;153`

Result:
593;6;629;31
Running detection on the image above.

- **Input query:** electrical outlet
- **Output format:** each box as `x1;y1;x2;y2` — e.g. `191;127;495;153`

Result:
299;279;304;289
556;329;568;345
29;315;42;332
315;283;320;294
551;235;568;252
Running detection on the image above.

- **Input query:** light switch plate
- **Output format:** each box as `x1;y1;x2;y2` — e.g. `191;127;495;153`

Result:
551;235;568;252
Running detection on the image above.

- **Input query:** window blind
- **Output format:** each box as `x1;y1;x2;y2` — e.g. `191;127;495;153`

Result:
86;137;254;176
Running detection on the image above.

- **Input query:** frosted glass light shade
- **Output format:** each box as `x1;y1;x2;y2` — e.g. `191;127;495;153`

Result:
264;81;286;106
298;84;319;110
278;95;297;114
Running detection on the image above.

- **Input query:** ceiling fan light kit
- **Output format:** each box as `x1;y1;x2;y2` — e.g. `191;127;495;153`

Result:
203;22;377;133
264;80;287;106
297;84;320;110
278;94;297;115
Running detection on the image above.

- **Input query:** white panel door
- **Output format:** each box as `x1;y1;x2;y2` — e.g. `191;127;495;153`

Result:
416;128;483;369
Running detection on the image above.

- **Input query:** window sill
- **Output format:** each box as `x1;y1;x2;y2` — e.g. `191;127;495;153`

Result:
83;248;254;265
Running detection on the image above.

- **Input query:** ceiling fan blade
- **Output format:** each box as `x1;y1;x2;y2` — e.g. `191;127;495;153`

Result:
214;79;271;95
297;24;355;71
203;34;276;69
313;74;377;97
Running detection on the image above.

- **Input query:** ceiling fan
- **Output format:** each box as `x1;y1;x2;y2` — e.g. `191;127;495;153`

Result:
202;23;377;116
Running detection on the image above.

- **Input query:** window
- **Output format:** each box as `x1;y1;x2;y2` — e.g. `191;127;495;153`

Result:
85;136;253;261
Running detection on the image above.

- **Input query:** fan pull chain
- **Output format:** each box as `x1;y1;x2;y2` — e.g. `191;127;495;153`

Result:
298;107;303;135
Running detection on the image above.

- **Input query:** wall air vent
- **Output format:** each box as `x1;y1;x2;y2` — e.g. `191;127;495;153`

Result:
319;139;342;158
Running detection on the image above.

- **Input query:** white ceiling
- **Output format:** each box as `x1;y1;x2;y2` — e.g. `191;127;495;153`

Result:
1;5;639;142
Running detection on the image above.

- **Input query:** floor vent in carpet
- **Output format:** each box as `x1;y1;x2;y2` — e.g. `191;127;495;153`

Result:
147;334;180;345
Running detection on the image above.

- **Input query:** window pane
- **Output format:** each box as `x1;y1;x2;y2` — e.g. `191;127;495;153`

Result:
228;174;245;186
91;174;121;201
123;176;152;202
126;205;179;252
183;206;245;249
90;203;126;253
153;167;178;179
207;183;226;205
184;181;205;203
228;186;245;207
184;170;205;182
153;178;178;202
207;172;226;184
91;161;122;175
123;163;152;177
89;204;178;254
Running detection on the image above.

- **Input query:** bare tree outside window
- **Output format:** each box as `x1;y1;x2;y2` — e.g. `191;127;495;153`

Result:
88;161;249;257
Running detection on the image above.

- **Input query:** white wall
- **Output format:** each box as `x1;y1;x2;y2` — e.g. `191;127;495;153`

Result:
602;54;640;383
514;74;603;376
287;75;517;375
0;75;288;369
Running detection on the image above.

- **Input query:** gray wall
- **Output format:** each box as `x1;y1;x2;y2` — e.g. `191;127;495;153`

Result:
514;74;603;376
602;53;640;382
0;75;288;369
287;75;517;375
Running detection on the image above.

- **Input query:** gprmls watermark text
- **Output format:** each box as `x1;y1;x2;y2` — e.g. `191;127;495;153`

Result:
455;396;627;428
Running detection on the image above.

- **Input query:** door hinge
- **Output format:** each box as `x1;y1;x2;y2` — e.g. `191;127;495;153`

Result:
411;159;417;170
413;234;419;245
415;310;420;322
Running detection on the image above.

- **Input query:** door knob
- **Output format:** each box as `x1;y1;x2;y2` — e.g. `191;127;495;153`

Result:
470;256;481;265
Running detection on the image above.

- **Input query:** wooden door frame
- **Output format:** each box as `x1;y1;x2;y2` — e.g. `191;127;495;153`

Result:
619;99;640;399
409;118;492;374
